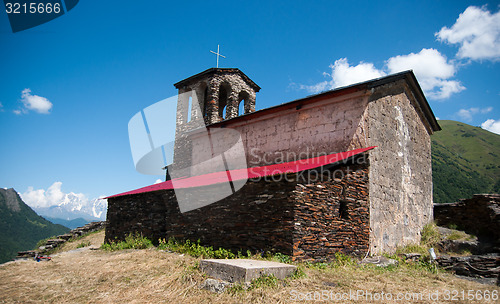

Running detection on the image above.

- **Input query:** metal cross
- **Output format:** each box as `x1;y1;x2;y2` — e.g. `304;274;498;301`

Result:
210;44;226;68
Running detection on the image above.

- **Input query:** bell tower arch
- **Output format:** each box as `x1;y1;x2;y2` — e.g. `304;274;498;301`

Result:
174;68;260;125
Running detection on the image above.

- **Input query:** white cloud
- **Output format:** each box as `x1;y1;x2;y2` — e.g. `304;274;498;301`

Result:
21;182;68;208
481;119;500;134
456;107;493;122
328;58;386;88
386;48;465;100
18;88;53;114
154;179;162;184
387;48;454;79
436;6;500;61
13;110;21;115
300;58;386;93
299;49;464;100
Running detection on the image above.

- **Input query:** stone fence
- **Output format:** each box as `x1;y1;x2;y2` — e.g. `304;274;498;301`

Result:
434;194;500;247
16;221;106;259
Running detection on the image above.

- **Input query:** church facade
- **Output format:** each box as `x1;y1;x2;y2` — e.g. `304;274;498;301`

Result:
105;68;440;260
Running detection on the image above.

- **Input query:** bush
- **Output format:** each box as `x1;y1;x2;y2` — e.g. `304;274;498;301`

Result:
420;222;441;248
101;233;153;251
332;252;354;267
272;252;291;264
248;274;279;290
158;238;235;259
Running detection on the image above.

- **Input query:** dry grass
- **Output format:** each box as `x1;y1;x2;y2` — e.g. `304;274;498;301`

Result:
0;231;498;303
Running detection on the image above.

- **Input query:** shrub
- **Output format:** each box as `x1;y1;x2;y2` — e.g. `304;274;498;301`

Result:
272;252;291;264
248;274;279;290
420;222;441;247
332;252;354;267
101;233;153;251
158;238;235;259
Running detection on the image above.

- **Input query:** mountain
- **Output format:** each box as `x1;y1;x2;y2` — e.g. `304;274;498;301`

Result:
432;120;500;204
0;188;70;263
31;196;107;222
42;216;91;229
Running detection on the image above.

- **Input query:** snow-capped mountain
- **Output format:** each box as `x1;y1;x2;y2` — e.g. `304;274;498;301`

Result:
33;197;107;221
20;182;107;222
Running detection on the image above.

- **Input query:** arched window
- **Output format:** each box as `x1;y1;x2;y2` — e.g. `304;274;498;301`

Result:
218;83;230;119
198;83;208;120
237;91;249;116
187;96;192;122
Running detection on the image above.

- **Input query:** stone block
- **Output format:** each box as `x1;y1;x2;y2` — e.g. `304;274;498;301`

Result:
200;259;297;283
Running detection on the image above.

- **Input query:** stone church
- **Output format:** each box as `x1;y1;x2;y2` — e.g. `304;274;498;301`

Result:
105;68;440;261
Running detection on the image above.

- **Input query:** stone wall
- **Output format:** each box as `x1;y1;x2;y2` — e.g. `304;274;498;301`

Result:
365;80;434;254
434;194;500;244
105;156;371;261
17;221;106;259
189;80;434;255
190;91;370;170
292;160;370;261
106;176;297;254
173;69;258;173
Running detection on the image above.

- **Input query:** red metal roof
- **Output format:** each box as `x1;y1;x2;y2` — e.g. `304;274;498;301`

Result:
106;146;375;199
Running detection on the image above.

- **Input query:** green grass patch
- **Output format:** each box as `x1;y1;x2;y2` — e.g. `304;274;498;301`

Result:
446;230;474;241
158;238;236;259
101;233;153;251
304;252;355;270
248;274;279;290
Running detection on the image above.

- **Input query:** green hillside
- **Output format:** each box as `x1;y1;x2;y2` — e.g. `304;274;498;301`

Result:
432;120;500;204
0;188;70;263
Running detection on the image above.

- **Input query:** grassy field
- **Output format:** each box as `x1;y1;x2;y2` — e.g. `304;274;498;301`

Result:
0;230;498;303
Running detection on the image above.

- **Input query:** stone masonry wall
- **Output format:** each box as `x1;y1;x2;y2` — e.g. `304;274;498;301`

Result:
106;156;371;261
106;178;296;254
365;80;433;254
173;70;257;173
292;160;370;261
190;91;370;170
188;81;434;255
434;194;500;244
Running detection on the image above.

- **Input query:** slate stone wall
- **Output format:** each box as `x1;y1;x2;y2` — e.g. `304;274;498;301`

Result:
106;177;296;254
105;156;371;261
434;194;500;244
292;161;370;261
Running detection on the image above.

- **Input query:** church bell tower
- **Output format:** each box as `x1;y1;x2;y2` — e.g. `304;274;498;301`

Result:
173;68;260;126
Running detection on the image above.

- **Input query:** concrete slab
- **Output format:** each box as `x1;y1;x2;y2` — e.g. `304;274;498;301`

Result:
200;259;297;283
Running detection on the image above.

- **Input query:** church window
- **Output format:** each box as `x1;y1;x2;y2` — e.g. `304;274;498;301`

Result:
339;200;349;220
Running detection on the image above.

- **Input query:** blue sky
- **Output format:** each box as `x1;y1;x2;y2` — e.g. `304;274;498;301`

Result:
1;0;499;207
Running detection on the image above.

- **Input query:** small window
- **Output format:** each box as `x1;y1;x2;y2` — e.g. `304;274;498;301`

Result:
339;200;348;220
187;96;192;122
